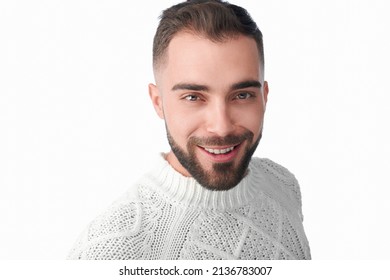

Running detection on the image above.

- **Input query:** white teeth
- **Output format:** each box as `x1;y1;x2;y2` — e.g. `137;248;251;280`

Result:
204;146;234;154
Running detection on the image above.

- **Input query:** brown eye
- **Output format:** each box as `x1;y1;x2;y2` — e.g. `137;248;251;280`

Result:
184;95;200;102
235;92;253;100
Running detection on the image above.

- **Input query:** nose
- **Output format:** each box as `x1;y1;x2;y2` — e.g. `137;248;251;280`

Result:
205;101;235;137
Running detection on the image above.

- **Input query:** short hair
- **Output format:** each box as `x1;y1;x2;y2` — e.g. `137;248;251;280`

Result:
153;0;264;71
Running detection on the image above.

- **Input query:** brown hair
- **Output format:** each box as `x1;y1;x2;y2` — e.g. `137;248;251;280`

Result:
153;0;264;71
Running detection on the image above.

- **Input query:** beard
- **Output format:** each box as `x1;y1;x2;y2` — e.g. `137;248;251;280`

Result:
166;129;261;191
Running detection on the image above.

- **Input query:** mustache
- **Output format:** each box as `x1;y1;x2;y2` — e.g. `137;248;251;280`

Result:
188;131;254;147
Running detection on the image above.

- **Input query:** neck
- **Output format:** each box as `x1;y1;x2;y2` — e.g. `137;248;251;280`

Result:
144;154;260;210
165;151;191;177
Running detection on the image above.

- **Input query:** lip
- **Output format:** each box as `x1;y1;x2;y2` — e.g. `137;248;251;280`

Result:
197;143;242;163
200;145;237;150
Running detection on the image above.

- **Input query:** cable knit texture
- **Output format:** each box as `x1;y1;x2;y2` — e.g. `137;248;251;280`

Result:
68;155;311;260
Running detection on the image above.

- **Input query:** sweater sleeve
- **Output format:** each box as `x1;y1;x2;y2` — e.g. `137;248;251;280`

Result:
256;158;304;221
67;188;142;260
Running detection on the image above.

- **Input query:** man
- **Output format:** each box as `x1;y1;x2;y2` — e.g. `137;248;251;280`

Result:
68;0;311;260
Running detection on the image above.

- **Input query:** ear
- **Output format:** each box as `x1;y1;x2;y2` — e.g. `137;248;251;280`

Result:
148;83;164;119
263;81;269;104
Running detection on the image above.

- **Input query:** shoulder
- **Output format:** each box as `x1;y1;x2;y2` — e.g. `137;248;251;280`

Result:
89;190;143;240
250;157;303;214
67;185;143;259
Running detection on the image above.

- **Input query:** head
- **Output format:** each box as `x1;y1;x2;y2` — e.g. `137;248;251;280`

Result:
149;0;269;190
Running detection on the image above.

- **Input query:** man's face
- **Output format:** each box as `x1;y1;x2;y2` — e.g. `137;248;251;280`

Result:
150;32;268;190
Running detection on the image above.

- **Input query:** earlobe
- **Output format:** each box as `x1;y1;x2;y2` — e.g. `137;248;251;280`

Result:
148;83;164;119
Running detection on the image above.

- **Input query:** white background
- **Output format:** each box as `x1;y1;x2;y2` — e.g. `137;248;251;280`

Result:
1;0;389;260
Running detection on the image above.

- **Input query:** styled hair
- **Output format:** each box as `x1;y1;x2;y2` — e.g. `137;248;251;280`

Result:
153;0;264;71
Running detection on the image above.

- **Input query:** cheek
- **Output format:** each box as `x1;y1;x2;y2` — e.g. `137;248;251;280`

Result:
163;102;200;143
233;104;265;136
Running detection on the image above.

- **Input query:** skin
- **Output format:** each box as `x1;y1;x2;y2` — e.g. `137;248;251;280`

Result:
149;31;269;189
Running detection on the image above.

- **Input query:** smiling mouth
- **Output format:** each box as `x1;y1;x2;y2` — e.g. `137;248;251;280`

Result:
203;146;235;155
196;143;241;163
198;142;242;159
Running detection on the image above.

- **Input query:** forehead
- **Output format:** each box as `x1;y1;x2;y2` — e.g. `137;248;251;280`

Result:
157;32;261;88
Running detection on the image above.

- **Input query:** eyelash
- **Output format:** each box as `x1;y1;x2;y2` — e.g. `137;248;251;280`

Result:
234;92;254;100
184;94;201;102
182;92;255;102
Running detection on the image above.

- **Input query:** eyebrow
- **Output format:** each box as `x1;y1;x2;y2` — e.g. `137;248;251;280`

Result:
231;80;262;90
171;83;209;92
171;80;262;92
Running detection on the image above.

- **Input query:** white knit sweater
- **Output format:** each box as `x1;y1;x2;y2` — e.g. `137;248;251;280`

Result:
68;155;311;260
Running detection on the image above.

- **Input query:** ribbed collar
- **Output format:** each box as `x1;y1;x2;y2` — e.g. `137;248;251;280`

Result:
144;154;263;210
